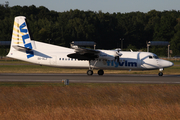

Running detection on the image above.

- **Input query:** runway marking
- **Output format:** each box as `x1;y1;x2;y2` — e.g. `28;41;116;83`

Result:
70;80;180;84
1;79;180;84
0;74;180;84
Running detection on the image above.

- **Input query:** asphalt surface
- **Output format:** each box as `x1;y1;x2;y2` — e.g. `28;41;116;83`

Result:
0;73;180;84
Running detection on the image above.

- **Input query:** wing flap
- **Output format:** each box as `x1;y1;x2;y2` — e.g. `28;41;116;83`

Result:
67;47;100;60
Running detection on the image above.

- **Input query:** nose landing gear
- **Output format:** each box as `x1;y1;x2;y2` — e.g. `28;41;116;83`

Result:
158;72;163;76
158;68;164;76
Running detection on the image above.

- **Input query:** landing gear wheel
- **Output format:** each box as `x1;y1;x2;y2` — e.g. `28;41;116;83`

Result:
87;70;93;76
98;69;104;76
158;72;163;76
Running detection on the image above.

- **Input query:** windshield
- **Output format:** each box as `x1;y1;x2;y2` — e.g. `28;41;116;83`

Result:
149;55;159;59
153;55;159;59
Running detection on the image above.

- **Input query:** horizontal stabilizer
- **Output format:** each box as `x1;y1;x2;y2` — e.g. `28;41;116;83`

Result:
12;45;32;51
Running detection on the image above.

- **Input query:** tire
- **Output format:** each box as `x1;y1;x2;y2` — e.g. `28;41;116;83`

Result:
158;72;163;76
87;70;93;75
98;69;104;76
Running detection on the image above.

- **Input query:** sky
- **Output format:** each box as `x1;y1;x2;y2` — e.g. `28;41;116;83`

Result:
2;0;180;13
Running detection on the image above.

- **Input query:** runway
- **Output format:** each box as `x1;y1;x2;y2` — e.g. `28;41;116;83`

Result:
0;73;180;84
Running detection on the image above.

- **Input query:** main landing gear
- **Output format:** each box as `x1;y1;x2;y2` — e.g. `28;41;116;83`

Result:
158;68;164;76
98;69;104;75
87;60;104;76
87;69;104;76
87;70;93;75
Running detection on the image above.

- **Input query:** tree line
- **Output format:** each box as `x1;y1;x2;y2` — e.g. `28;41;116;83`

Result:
0;2;180;56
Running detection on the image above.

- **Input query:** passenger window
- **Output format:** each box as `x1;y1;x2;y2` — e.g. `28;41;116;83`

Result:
149;56;153;59
59;58;61;60
62;58;64;60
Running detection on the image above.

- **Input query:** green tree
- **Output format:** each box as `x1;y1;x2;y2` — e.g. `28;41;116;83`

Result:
171;18;180;55
1;4;180;56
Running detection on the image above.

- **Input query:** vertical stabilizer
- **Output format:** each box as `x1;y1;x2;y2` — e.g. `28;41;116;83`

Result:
7;16;35;59
12;16;31;47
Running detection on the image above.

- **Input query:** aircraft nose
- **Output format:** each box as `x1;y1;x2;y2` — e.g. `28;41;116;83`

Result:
158;60;174;68
169;61;174;67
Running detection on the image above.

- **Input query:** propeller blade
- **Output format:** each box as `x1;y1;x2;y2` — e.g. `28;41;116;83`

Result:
115;56;120;63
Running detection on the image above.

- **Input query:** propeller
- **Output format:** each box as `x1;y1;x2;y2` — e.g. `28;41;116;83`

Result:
115;48;122;63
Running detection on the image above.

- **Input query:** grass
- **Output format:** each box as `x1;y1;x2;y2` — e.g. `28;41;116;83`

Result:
0;83;180;119
0;60;180;119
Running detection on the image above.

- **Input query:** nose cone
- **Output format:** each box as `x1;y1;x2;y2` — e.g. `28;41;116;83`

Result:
169;61;174;67
159;60;174;68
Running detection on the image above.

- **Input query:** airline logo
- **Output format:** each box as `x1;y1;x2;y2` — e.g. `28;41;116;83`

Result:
19;22;34;58
107;60;137;67
12;21;23;45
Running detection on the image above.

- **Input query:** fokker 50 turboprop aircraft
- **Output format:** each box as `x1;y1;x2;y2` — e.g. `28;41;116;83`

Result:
7;16;174;76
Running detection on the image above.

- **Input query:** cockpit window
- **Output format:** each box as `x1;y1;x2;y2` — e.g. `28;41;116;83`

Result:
149;55;159;59
153;55;159;59
149;56;153;59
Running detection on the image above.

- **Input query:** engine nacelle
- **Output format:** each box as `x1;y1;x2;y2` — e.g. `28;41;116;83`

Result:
97;50;122;61
98;53;115;60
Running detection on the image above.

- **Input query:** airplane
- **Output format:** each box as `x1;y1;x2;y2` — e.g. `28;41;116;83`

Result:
6;16;174;76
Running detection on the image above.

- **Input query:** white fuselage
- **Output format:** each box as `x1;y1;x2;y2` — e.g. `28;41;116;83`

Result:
7;40;173;70
7;16;174;76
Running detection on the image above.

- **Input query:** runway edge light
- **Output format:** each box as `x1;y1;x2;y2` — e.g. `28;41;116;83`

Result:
62;79;69;86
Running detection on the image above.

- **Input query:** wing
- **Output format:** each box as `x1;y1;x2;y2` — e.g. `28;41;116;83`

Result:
67;47;100;60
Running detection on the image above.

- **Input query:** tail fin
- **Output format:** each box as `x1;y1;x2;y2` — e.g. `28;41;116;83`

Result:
7;16;35;59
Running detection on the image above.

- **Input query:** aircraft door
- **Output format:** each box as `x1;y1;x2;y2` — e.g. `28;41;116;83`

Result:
50;55;57;65
137;52;145;68
137;59;143;68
